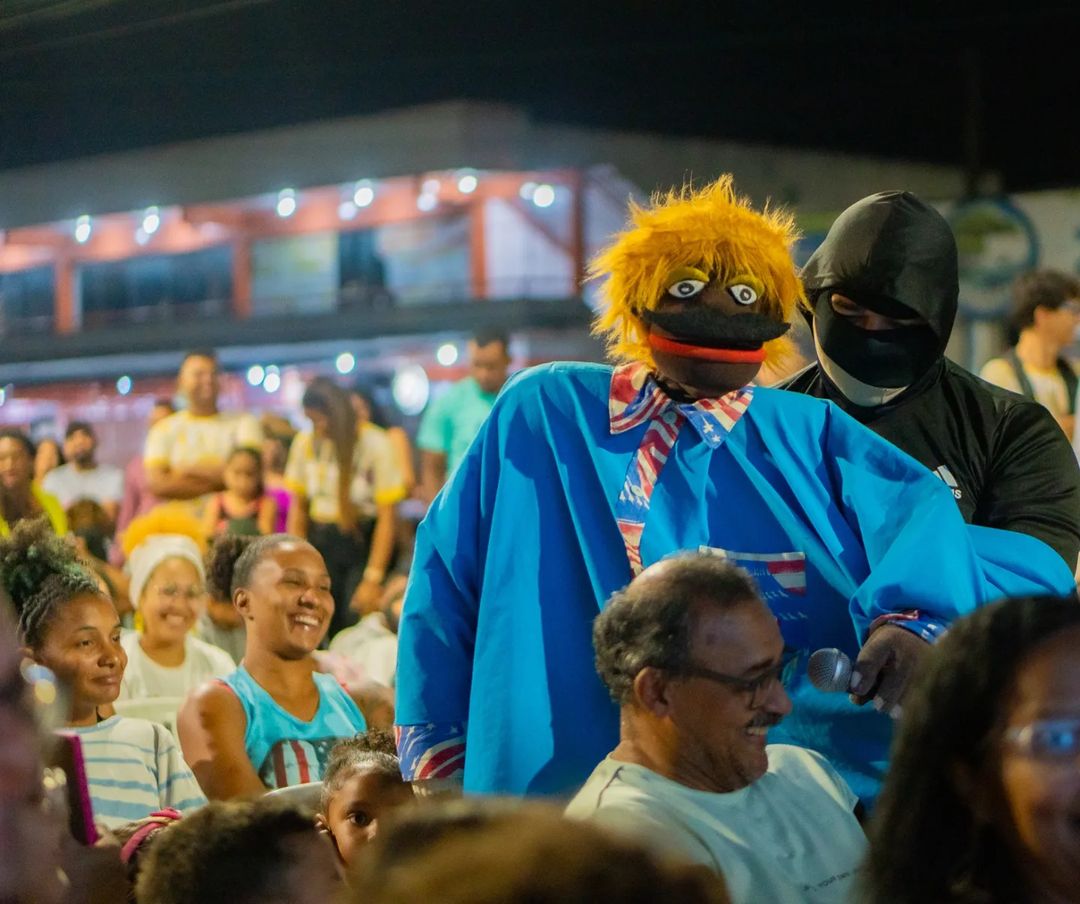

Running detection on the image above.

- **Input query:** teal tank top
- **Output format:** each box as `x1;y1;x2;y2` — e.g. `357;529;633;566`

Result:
220;665;366;789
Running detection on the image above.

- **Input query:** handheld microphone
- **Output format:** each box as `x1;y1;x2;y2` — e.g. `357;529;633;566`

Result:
807;648;854;693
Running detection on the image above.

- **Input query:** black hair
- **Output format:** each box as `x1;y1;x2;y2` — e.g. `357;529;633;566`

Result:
34;437;63;464
0;518;107;650
180;348;218;367
204;533;304;601
349;381;390;429
64;421;95;440
865;594;1080;904
320;729;403;810
593;553;762;705
225;446;265;496
471;329;510;352
152;398;176;411
0;429;35;460
135;799;317;904
350;801;730;904
1010;269;1080;334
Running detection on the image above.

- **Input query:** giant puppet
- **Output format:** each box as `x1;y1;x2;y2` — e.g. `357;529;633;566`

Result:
395;178;1075;803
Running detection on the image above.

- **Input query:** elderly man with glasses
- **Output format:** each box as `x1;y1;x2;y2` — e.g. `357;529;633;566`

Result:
566;554;866;904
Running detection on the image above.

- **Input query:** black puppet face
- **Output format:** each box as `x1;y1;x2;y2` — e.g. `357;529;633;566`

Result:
641;266;790;398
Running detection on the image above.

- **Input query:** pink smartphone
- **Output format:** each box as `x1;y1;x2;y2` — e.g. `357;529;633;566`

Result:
48;731;98;845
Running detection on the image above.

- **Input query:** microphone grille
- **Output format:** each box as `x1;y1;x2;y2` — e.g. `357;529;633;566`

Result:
807;648;852;693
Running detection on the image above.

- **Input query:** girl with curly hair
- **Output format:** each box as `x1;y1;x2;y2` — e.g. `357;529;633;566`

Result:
0;518;205;829
316;728;414;869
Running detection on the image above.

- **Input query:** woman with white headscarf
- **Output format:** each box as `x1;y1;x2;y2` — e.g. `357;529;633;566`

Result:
118;513;235;700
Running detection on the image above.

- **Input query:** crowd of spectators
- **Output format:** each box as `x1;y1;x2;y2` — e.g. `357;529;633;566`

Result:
0;266;1078;904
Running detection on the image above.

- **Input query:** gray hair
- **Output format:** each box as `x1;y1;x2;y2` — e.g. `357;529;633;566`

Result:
593;553;761;704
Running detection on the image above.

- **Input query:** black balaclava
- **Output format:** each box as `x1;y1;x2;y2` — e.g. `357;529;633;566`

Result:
802;191;959;408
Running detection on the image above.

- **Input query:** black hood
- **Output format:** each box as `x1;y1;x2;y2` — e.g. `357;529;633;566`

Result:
801;190;958;356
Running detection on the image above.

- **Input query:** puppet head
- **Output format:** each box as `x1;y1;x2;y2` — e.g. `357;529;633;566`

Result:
591;176;805;396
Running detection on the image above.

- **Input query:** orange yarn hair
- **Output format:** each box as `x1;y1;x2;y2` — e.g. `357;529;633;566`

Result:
590;175;805;369
120;503;208;558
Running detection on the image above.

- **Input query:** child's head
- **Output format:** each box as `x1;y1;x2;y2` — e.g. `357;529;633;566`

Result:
136;799;340;904
224;446;264;500
67;499;112;560
128;535;207;646
0;518;123;720
317;729;414;868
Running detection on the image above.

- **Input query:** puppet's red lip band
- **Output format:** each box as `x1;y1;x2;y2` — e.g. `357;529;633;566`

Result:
648;332;766;363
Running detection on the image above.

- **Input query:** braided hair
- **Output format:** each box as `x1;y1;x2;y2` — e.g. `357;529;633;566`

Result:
0;517;106;650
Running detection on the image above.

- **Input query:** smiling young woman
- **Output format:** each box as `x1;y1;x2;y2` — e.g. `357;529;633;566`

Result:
0;518;205;829
177;534;384;800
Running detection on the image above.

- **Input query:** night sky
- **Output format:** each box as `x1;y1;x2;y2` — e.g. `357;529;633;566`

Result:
3;1;1079;191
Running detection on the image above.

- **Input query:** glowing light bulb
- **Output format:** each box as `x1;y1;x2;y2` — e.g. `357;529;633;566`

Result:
74;215;92;243
353;181;375;208
142;206;161;235
436;343;459;366
532;184;556;208
392;364;430;415
276;189;296;218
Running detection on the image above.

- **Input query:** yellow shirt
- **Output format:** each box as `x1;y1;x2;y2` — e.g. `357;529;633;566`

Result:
285;423;405;524
0;483;68;537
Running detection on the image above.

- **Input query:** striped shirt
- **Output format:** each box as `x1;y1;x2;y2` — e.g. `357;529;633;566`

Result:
64;716;206;829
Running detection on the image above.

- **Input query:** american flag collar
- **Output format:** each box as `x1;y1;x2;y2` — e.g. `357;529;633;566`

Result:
608;362;754;448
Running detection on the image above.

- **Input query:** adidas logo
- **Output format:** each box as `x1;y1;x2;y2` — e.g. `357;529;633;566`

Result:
934;465;962;500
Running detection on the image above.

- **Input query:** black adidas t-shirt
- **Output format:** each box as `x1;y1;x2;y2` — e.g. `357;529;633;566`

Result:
781;358;1080;569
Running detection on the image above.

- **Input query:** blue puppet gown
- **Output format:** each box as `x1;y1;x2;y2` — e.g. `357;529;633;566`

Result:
395;362;1075;803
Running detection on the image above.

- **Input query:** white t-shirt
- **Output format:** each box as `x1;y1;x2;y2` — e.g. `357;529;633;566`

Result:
42;462;124;508
327;612;397;686
144;409;262;512
565;745;867;904
119;632;236;700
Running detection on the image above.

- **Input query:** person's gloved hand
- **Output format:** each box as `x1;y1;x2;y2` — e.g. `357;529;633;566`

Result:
849;624;930;719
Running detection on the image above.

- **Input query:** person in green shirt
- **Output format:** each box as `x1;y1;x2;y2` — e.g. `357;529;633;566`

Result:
417;330;511;503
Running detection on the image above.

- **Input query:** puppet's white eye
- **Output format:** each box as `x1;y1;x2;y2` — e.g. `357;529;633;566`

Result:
727;284;758;306
667;279;706;299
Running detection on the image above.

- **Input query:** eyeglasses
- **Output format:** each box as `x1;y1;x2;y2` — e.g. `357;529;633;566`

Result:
1004;718;1080;760
153;585;206;603
678;657;791;708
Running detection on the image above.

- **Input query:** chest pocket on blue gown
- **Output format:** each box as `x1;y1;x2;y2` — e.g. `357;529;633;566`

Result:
697;546;810;653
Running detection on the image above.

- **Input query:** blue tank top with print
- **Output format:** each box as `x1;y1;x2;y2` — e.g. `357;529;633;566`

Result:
220;665;366;789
